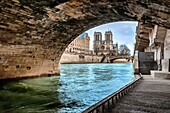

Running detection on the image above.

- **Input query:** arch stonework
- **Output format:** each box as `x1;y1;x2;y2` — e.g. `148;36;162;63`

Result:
0;0;170;79
109;56;133;62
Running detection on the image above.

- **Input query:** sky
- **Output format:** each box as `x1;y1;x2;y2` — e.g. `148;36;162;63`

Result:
84;21;138;55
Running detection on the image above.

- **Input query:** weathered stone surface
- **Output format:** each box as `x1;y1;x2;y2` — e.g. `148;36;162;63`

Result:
0;0;170;78
110;75;170;113
0;45;60;79
151;70;170;79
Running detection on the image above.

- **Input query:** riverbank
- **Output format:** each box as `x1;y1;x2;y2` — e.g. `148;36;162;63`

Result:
60;52;132;64
112;59;129;63
60;52;106;64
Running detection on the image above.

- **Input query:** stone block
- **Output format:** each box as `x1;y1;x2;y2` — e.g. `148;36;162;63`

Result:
11;0;20;3
162;59;170;72
0;25;7;29
151;70;170;79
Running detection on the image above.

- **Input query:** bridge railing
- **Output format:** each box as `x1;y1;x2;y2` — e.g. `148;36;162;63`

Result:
82;74;143;113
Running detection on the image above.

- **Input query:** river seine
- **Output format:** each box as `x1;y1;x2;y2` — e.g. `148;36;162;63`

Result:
0;63;134;113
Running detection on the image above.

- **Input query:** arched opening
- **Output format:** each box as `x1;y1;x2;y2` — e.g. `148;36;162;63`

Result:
60;21;137;64
57;21;138;112
57;17;170;111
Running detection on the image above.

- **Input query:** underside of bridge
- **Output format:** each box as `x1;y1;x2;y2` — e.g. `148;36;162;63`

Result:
0;0;170;79
109;56;133;63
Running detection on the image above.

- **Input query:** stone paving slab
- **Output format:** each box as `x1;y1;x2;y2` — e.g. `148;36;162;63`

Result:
109;75;170;113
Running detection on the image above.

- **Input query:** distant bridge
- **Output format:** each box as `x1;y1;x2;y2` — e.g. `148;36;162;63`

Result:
108;56;133;63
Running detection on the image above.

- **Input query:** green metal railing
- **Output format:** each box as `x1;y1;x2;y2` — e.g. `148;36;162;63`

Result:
82;75;143;113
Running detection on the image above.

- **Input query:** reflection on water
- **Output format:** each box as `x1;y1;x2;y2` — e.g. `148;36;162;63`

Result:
0;63;134;113
0;76;62;113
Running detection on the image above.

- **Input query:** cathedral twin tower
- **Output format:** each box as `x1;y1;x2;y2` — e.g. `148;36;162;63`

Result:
93;31;118;56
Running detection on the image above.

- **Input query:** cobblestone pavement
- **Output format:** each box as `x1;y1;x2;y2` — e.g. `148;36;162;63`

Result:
109;75;170;113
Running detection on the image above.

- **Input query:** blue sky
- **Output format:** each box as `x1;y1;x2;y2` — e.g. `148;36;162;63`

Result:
84;21;138;55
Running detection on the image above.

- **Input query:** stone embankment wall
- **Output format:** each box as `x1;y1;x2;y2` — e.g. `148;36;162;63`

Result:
60;52;104;64
0;45;60;79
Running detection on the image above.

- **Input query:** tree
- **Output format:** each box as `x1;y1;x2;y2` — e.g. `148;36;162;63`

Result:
119;44;130;56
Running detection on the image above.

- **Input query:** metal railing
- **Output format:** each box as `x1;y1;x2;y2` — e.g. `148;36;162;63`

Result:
82;74;143;113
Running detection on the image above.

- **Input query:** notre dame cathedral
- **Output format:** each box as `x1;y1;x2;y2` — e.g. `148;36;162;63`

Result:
93;31;118;56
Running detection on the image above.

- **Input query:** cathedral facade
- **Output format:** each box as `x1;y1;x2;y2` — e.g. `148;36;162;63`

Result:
93;31;118;56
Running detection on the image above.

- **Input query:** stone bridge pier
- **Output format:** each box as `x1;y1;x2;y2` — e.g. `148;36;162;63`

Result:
0;0;170;79
0;45;62;78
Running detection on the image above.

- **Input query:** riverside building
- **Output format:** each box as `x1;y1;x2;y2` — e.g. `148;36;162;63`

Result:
65;33;91;54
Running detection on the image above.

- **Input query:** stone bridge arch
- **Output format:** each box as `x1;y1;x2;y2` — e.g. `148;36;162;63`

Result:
109;56;133;63
0;0;170;79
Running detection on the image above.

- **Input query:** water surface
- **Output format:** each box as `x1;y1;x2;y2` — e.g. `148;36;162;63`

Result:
0;63;134;113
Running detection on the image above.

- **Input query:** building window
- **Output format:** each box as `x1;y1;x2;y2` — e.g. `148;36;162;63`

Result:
96;35;99;41
101;46;105;50
106;34;110;41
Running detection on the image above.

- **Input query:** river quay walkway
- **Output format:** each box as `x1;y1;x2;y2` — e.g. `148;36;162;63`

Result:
109;75;170;113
